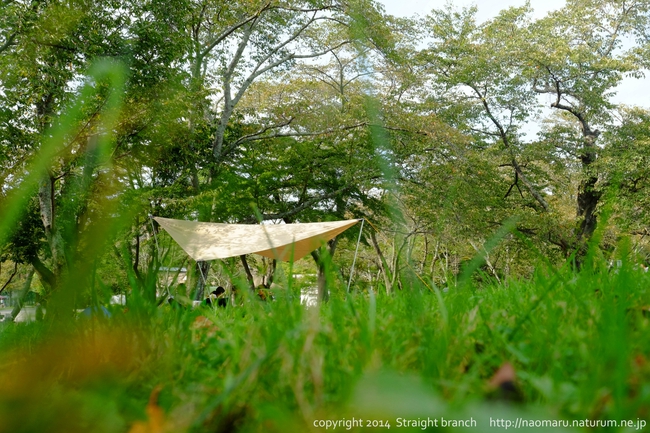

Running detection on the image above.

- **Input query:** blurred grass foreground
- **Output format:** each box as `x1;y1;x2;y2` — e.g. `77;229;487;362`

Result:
2;253;650;432
1;23;650;433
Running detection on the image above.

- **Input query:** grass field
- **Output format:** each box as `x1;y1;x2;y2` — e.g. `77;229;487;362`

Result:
1;249;649;433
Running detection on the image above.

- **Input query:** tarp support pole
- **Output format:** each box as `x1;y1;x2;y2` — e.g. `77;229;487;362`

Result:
149;215;165;301
197;261;208;287
149;214;160;261
347;219;364;293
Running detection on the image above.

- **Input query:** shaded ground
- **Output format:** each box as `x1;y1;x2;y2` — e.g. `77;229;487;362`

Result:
0;306;36;323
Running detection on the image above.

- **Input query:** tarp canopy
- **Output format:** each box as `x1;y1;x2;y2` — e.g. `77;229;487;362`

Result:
154;217;360;262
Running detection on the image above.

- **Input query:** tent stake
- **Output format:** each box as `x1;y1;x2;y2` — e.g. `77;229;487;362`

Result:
347;219;364;293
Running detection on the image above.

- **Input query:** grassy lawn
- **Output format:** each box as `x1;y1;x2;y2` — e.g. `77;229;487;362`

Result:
1;254;649;433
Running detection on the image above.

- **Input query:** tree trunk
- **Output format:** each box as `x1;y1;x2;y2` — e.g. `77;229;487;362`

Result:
369;230;392;294
38;173;66;285
240;255;255;291
264;258;277;287
546;101;602;251
133;217;141;281
310;238;339;303
29;256;55;292
315;258;328;303
422;235;429;273
429;241;439;278
576;142;600;243
9;268;35;323
194;261;211;300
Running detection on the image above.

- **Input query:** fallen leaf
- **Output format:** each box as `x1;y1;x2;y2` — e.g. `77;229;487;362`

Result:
487;362;523;402
128;385;165;433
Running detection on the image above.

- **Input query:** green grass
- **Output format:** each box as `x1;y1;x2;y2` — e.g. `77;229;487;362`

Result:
2;257;649;433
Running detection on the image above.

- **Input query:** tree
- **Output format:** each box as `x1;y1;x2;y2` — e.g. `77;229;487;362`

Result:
599;106;650;255
403;4;570;274
420;5;550;208
0;0;180;317
525;0;650;247
411;0;650;267
149;0;392;298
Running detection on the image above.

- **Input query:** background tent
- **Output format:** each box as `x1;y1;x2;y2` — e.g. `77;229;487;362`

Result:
153;217;360;262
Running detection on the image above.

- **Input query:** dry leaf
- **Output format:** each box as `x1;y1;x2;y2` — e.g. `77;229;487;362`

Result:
128;386;165;433
487;362;523;402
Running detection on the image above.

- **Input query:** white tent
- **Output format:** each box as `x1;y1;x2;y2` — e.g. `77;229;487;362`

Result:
154;217;360;262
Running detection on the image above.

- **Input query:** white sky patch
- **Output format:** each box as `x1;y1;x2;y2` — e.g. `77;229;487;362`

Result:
378;0;566;20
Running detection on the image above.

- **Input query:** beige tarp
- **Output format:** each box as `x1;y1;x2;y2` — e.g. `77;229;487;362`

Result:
154;217;360;262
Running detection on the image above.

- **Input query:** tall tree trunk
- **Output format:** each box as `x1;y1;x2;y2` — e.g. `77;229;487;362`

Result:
429;241;439;278
34;89;66;301
422;235;429;273
576;136;600;243
38;173;67;286
544;98;602;252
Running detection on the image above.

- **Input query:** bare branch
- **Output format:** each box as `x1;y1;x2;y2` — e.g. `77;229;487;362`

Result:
465;82;550;211
199;2;272;59
236;36;350;108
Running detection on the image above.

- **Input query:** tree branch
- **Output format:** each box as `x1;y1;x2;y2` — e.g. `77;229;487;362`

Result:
240;255;255;291
0;31;17;54
222;121;368;158
0;262;18;295
9;267;34;322
466;82;549;211
29;256;55;290
199;2;272;59
242;186;352;223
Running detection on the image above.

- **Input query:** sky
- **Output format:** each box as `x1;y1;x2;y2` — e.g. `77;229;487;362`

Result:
379;0;565;21
376;0;649;109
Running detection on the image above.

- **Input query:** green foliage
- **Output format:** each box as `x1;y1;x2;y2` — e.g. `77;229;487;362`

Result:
600;107;650;231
